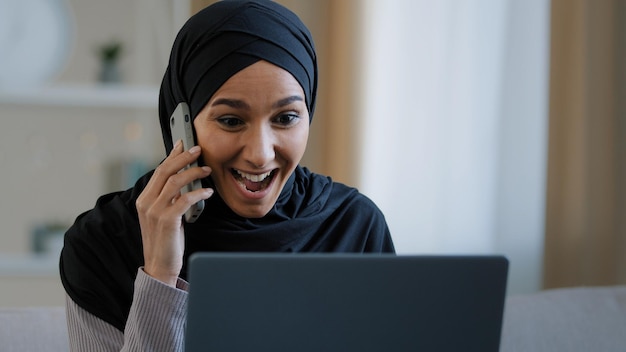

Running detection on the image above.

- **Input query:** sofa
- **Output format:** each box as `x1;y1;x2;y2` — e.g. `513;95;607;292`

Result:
500;285;626;351
0;306;68;352
1;286;624;351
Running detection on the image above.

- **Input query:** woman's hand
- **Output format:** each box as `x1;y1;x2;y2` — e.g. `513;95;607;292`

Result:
136;140;213;287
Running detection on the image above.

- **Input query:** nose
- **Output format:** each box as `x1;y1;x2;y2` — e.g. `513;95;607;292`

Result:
242;125;275;169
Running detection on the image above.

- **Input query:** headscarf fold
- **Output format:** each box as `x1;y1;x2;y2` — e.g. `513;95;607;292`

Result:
159;0;318;154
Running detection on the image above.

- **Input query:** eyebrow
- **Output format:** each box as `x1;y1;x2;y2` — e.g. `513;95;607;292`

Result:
211;98;250;109
273;95;304;108
210;95;304;110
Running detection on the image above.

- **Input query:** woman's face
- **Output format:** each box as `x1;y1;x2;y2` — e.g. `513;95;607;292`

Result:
194;60;309;218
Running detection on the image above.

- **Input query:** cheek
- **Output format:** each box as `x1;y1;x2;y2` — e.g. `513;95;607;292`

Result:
198;135;233;167
194;126;230;166
283;125;309;163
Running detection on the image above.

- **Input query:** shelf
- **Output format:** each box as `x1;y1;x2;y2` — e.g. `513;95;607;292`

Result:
0;84;159;109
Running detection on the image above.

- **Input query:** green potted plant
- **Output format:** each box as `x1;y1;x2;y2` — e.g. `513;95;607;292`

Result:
97;40;123;83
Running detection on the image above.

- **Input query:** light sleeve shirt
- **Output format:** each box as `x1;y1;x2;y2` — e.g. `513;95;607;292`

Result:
66;268;188;352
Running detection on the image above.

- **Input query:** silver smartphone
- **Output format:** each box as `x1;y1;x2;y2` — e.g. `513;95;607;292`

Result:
170;102;205;223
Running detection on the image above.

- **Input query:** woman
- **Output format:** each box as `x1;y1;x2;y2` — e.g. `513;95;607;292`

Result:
60;0;394;350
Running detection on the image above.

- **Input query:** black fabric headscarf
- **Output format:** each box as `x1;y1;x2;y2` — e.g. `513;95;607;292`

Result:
159;0;317;154
60;0;394;333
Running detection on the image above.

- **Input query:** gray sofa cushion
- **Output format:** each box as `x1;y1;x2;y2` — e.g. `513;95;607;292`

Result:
501;285;626;351
0;306;68;352
2;288;625;352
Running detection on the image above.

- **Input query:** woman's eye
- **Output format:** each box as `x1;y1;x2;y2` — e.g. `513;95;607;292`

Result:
217;117;244;128
274;113;300;126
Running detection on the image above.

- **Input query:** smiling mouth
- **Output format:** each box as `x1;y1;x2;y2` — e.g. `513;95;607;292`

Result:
232;169;277;192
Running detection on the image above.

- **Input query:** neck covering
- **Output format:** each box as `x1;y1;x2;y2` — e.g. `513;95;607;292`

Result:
159;0;318;154
60;0;394;333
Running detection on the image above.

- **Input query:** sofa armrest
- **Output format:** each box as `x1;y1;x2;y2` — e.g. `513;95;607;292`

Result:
500;285;626;352
0;306;68;352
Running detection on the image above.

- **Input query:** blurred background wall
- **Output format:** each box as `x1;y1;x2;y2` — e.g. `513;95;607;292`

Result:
0;0;624;307
358;0;549;297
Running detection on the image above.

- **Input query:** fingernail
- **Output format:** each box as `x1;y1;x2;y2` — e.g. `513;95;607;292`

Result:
189;146;200;154
202;166;211;173
172;139;182;152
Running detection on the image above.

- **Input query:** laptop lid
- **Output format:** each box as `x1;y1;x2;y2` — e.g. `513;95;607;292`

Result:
185;253;508;352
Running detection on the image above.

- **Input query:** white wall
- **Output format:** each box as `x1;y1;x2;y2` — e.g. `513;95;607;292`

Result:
0;0;171;255
0;0;170;307
358;0;550;295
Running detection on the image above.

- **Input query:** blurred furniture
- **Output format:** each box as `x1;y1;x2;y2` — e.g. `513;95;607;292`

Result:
2;286;625;351
501;285;626;351
0;306;68;352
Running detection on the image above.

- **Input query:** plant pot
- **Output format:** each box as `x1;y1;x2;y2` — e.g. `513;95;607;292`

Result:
99;60;121;84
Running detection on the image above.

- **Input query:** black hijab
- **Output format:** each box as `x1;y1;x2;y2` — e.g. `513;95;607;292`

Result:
159;0;317;154
60;0;394;333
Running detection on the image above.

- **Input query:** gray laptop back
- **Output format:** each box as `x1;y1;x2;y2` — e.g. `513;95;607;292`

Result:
185;253;508;352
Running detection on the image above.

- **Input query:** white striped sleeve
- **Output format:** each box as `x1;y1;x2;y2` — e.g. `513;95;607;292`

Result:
66;294;125;351
65;268;189;352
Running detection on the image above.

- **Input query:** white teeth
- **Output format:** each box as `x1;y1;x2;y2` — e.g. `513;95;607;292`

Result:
235;169;272;182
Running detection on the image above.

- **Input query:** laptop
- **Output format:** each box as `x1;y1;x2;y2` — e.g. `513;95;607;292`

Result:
184;253;508;352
